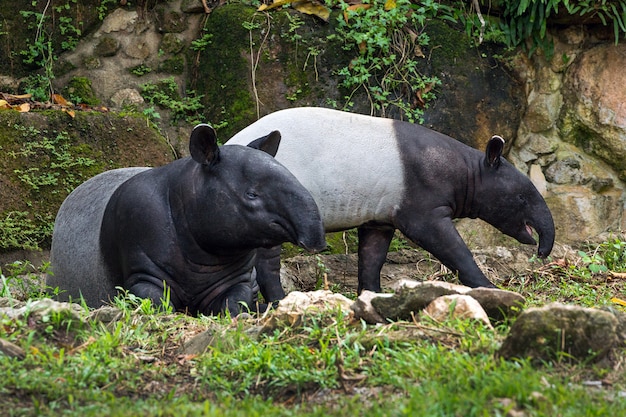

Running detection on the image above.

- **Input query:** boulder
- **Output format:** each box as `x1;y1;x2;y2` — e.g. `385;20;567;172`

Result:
498;303;620;363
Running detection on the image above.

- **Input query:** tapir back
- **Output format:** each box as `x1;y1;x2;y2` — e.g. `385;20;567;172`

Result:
227;108;406;231
47;167;149;306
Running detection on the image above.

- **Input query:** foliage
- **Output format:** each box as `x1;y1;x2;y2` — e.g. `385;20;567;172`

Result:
332;0;455;123
140;77;205;125
0;123;99;251
496;0;626;56
19;0;83;101
0;283;624;415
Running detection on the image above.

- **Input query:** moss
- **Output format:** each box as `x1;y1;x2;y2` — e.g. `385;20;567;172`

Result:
94;36;120;57
0;110;174;252
161;33;185;54
159;55;186;75
194;5;257;138
63;76;100;106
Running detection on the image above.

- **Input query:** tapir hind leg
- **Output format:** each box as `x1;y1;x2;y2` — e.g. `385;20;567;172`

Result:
127;275;179;311
357;225;395;293
395;215;496;288
255;246;285;302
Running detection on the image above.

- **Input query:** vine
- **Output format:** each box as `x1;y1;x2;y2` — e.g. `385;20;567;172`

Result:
332;0;456;123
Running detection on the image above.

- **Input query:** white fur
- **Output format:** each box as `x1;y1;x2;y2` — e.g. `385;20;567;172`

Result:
227;108;405;231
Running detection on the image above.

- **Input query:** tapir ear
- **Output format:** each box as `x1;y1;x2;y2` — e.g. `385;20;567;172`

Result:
246;130;281;157
189;123;220;166
484;135;505;168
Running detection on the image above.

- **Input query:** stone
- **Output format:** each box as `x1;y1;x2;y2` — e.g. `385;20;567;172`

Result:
161;33;185;54
94;37;120;57
466;287;525;322
351;290;391;324
524;91;563;132
529;164;547;196
261;290;354;332
368;280;525;323
498;303;619;363
0;299;84;322
371;281;466;321
423;294;492;327
88;306;123;323
182;0;207;13
0;338;25;360
100;9;138;34
110;88;144;108
124;40;151;59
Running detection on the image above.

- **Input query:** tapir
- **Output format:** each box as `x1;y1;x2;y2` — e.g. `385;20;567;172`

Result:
46;124;326;316
226;107;555;300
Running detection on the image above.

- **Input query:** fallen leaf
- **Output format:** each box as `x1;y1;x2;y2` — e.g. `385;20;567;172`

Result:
611;297;626;306
17;102;31;112
292;0;331;21
258;0;293;11
0;99;9;109
344;4;371;23
52;94;70;106
384;0;396;11
63;108;76;118
415;82;436;108
609;271;626;279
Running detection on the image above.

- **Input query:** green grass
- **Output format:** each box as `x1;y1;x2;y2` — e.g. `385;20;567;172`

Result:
1;239;626;416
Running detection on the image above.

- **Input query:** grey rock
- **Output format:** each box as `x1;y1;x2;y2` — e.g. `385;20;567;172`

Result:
498;303;619;362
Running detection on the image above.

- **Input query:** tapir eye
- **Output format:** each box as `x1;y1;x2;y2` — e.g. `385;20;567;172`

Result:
246;190;259;200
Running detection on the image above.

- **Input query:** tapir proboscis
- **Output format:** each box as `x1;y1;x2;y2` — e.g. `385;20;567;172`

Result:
226;107;555;300
46;124;326;316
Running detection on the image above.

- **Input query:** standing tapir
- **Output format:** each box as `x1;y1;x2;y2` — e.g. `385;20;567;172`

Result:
226;107;555;300
46;124;326;316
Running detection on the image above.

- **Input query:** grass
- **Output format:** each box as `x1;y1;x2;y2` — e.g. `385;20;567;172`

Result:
1;239;626;416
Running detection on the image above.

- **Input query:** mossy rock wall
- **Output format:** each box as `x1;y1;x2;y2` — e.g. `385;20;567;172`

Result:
0;110;174;252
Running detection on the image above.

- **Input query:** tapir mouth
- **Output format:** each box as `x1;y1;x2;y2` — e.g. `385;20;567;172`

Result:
268;219;326;253
518;222;538;246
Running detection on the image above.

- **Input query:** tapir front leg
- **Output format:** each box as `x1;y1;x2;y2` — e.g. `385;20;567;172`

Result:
397;216;496;288
357;225;395;293
255;246;285;302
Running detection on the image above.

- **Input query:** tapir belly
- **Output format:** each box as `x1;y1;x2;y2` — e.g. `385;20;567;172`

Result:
227;108;406;231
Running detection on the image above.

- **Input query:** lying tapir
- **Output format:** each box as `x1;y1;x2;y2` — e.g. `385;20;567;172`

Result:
226;107;555;300
46;124;326;316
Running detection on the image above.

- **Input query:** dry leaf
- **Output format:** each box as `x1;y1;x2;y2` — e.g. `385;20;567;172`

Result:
609;271;626;279
292;0;330;21
344;4;371;23
52;93;70;106
258;0;293;11
63;108;76;118
0;99;9;109
611;297;626;306
384;0;396;11
18;102;30;112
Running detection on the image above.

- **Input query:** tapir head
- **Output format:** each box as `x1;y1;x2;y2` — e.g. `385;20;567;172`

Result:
186;124;326;253
475;136;555;259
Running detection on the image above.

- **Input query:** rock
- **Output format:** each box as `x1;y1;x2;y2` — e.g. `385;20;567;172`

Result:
261;290;353;332
498;303;619;363
110;88;144;108
88;306;123;323
367;280;525;323
99;9;138;34
562;43;626;177
0;298;85;322
351;290;392;324
0;338;25;360
371;281;464;320
94;37;120;57
466;288;526;322
178;328;219;356
424;294;492;327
